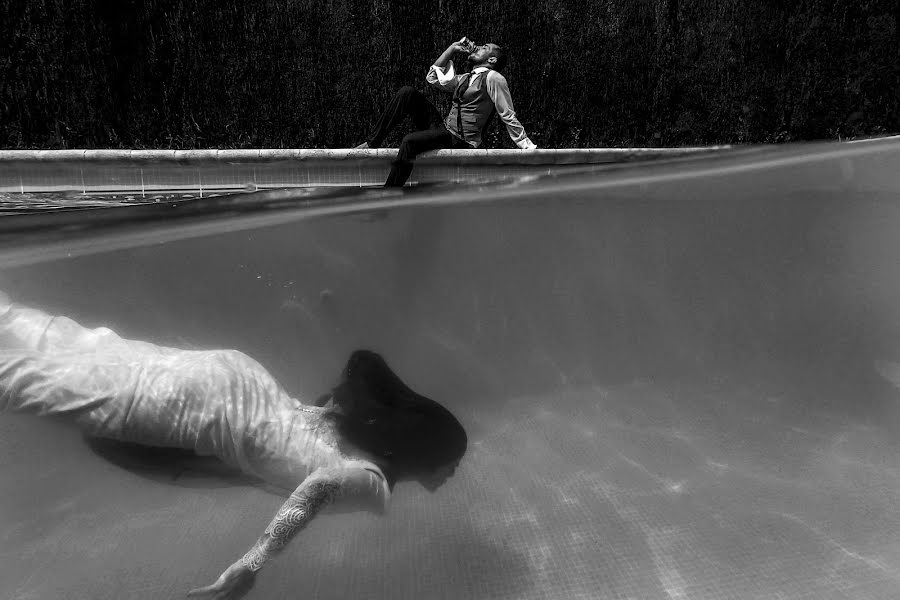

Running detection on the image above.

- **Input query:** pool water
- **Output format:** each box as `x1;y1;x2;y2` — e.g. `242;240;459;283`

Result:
2;139;900;599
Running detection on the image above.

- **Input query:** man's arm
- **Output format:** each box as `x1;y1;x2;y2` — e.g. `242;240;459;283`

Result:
426;38;470;93
188;466;389;598
485;71;537;149
434;39;468;68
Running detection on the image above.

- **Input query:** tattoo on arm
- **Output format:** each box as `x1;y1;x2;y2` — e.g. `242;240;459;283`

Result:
241;479;341;571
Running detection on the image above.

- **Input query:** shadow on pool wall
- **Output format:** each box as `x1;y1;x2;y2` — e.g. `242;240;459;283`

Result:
2;139;900;599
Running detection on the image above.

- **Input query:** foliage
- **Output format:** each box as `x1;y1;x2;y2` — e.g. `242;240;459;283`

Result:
1;0;896;148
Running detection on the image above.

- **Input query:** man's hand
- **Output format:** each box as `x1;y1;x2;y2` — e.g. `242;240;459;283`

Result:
449;37;472;53
435;37;472;69
187;560;256;600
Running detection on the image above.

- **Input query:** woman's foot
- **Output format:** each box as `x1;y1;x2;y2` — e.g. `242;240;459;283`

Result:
354;142;370;149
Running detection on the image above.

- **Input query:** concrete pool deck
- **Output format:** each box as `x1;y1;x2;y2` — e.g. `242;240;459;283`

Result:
0;146;732;194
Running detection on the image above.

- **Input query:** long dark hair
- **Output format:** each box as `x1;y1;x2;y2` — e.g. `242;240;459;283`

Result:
327;350;467;475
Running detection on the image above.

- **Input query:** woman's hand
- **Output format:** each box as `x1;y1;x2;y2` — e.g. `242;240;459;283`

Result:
187;560;257;600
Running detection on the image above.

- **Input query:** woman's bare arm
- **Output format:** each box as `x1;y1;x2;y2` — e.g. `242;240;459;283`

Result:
240;477;340;570
188;466;389;598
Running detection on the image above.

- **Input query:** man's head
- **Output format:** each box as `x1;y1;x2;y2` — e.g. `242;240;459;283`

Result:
467;43;508;72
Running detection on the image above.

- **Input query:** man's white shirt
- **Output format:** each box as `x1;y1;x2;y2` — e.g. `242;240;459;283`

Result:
427;62;537;150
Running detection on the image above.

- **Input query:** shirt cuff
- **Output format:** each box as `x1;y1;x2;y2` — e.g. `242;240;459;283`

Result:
517;137;537;150
430;62;456;85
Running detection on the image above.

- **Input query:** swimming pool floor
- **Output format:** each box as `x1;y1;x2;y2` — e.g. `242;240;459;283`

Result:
3;366;899;600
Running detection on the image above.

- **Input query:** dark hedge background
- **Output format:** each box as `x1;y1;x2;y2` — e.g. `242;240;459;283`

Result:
1;0;897;149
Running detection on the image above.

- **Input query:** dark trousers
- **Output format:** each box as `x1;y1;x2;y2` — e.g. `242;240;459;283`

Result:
366;86;469;187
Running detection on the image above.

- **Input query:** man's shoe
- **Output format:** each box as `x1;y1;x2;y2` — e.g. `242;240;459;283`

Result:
354;142;370;149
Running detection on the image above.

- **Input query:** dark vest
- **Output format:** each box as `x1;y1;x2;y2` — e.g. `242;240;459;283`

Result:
445;71;496;148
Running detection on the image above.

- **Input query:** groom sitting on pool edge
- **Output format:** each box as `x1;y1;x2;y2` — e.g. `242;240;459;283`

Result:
356;38;538;187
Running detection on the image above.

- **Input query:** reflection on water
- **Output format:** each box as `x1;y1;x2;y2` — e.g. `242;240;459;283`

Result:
0;191;226;214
